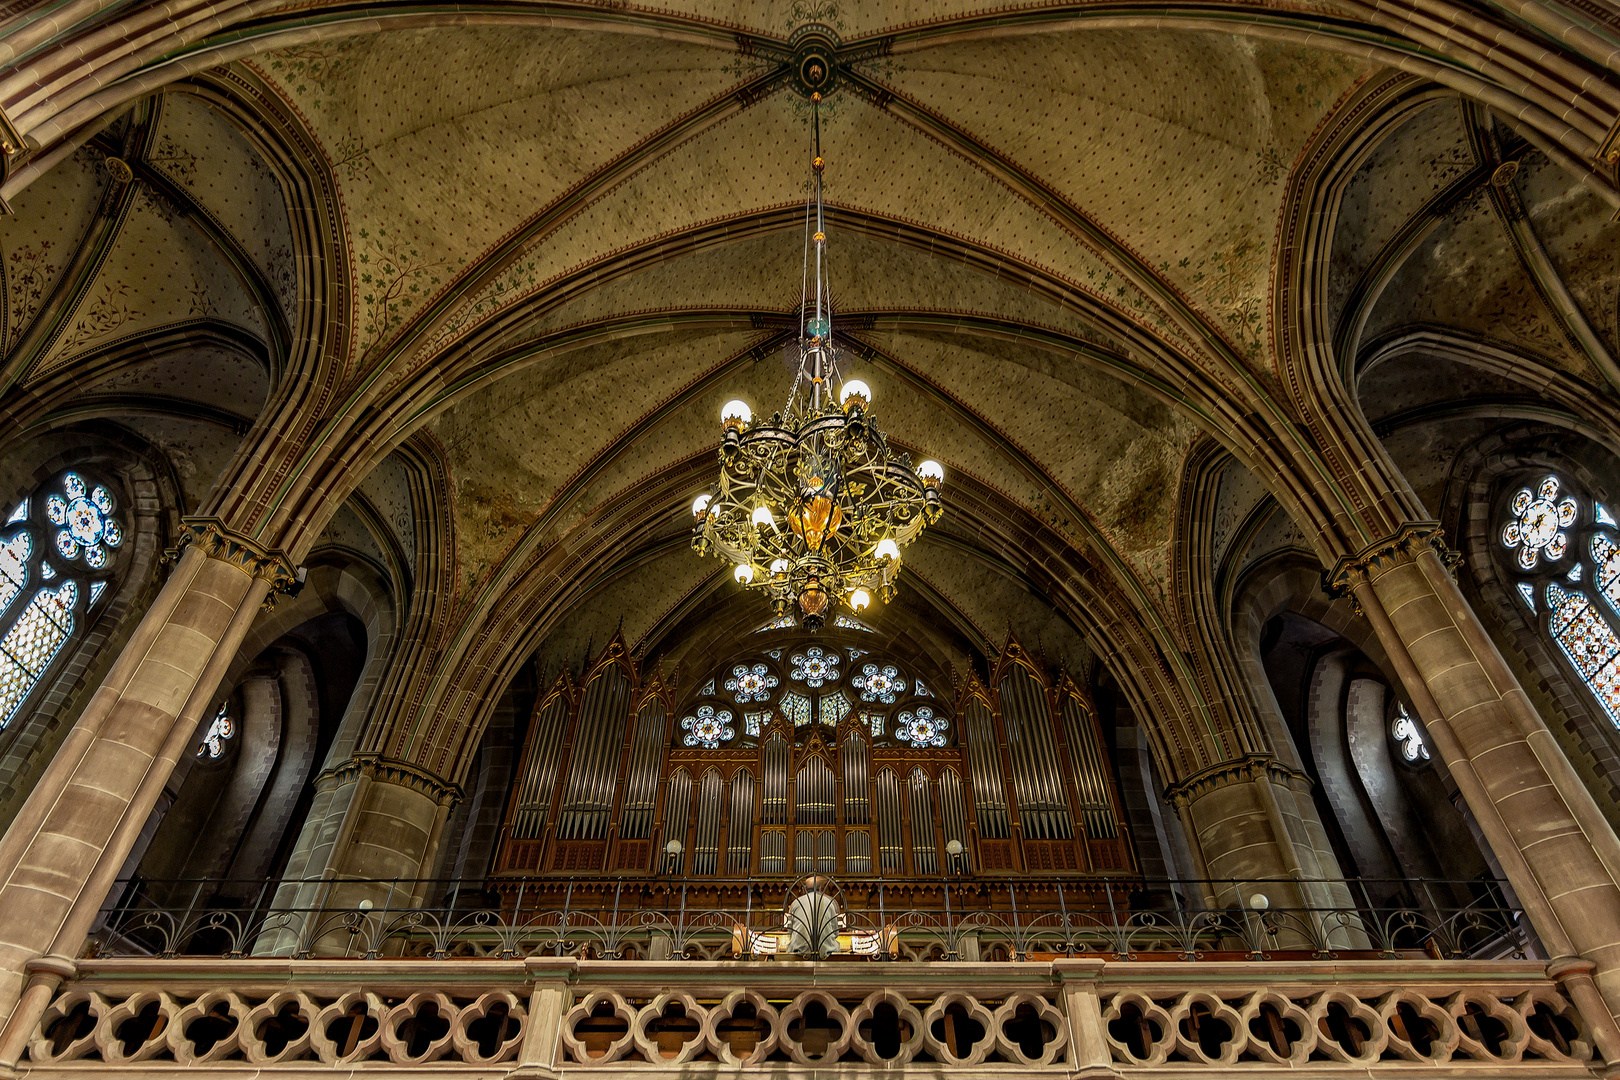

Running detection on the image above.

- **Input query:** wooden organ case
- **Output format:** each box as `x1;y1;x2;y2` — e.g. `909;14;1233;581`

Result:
494;632;1135;894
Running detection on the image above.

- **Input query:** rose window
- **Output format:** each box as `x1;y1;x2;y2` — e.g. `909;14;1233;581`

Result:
1390;705;1430;764
1503;476;1577;570
682;704;736;748
852;662;905;704
724;662;778;704
197;702;235;759
790;645;840;688
45;473;122;569
895;705;947;747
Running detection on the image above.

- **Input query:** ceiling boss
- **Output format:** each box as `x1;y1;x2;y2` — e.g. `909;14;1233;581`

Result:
691;95;945;631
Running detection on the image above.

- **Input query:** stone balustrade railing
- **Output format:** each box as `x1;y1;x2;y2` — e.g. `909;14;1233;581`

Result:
20;957;1604;1076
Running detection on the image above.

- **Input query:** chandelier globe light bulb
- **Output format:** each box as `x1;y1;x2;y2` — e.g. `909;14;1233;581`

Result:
689;95;944;628
691;493;712;518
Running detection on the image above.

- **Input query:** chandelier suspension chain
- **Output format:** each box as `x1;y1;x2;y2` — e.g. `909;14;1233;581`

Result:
690;93;945;630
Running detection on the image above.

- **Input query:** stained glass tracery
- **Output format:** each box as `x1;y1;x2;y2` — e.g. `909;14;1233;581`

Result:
1390;704;1430;764
790;646;839;688
682;704;736;748
852;662;905;704
0;472;121;728
724;662;778;704
1503;475;1577;569
895;705;948;747
198;702;235;759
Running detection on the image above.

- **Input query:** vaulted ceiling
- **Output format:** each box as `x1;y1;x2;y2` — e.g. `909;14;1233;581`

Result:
3;0;1618;782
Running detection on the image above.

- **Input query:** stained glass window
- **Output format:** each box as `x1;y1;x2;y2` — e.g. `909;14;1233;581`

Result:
0;472;121;728
1502;475;1577;569
1500;473;1620;732
1389;704;1430;764
744;710;768;736
781;691;812;727
864;711;885;737
681;704;736;748
789;646;839;687
724;662;778;704
820;690;850;727
895;705;948;747
197;702;235;759
833;614;874;632
852;662;905;704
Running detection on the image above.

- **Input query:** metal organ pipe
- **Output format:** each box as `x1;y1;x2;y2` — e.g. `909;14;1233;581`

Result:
909;768;937;874
1062;694;1118;838
962;699;1008;838
1000;667;1072;840
728;770;754;873
797;757;834;826
763;733;789;824
875;768;903;872
620;698;665;840
662;768;692;873
846;829;872;874
511;693;569;839
557;668;630;840
694;768;723;874
841;734;869;824
939;767;969;870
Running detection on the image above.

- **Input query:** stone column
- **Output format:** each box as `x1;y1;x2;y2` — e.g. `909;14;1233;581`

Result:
1168;755;1365;950
0;519;293;1031
1330;522;1620;1025
256;754;458;957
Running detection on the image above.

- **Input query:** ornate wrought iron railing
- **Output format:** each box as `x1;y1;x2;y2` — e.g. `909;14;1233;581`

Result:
89;874;1534;964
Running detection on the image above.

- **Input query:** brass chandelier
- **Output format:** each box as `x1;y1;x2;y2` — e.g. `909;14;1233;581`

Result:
691;96;944;630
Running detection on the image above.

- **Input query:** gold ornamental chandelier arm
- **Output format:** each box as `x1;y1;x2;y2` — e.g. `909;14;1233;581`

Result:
691;93;945;630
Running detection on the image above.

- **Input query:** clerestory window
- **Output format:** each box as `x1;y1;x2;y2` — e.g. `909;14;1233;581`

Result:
0;471;122;727
1500;473;1620;730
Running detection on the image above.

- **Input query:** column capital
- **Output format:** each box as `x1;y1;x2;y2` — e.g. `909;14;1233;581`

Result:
319;753;463;807
1322;520;1461;599
176;516;297;590
1163;753;1309;809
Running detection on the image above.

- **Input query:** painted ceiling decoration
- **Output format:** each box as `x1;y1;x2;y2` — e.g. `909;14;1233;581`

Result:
0;0;1614;798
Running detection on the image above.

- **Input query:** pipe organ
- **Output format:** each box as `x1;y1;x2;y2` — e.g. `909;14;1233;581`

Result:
497;634;1133;882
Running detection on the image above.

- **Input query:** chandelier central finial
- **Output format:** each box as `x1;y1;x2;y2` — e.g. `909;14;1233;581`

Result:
690;96;945;630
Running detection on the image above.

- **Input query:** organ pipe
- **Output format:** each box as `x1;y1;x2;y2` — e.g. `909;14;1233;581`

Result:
662;768;692;872
510;691;569;839
846;829;872;874
962;699;1009;838
620;698;666;840
875;768;903;872
694;768;723;874
1062;693;1119;838
760;829;786;874
909;768;937;874
728;770;754;873
557;667;631;840
939;767;969;870
763;733;789;825
999;666;1073;840
841;734;869;825
796;757;834;826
